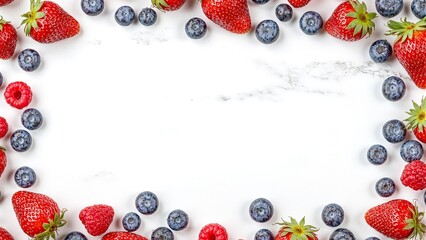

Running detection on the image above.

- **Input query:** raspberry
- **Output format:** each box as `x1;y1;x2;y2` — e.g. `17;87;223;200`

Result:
79;204;114;236
0;117;8;139
401;160;426;191
199;223;228;240
4;81;32;109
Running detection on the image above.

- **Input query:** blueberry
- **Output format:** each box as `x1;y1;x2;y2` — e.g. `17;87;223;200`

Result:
14;166;36;188
0;72;3;88
369;39;392;63
367;144;387;165
151;227;174;240
382;76;405;101
299;11;323;35
64;231;88;240
122;212;141;232
329;228;356;240
382;119;406;143
81;0;104;16
412;0;426;19
10;129;32;152
18;49;41;72
321;203;344;227
252;0;269;5
275;3;293;22
424;190;426;204
135;191;159;215
249;198;274;223
21;108;43;130
365;238;380;240
167;209;189;231
255;229;274;240
400;140;424;162
115;6;136;26
375;0;403;17
185;17;207;39
138;8;157;26
255;20;279;44
375;177;396;197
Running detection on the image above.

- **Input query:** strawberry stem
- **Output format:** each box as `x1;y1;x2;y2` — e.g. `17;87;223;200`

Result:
20;0;46;36
386;17;426;43
405;201;425;240
0;146;5;152
405;97;426;132
0;16;10;31
33;209;67;240
345;0;377;38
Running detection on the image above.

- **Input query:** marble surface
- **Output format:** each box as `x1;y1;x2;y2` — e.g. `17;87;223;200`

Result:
1;0;425;239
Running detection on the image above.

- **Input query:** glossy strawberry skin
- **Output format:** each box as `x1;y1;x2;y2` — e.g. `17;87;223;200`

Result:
288;0;310;8
325;1;364;41
0;147;7;178
102;231;148;240
401;160;426;190
79;204;114;236
199;223;228;240
0;116;8;139
414;127;426;143
0;21;17;60
0;227;14;240
0;0;13;7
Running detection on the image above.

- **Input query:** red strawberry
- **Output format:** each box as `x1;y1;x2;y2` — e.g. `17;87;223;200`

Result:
0;227;14;240
0;116;8;139
12;190;66;239
201;0;251;34
152;0;186;11
325;0;376;41
79;204;114;236
102;231;148;240
21;0;79;43
275;217;318;240
401;160;426;191
0;17;17;60
288;0;310;8
0;0;13;6
387;18;426;89
405;97;426;143
4;81;32;109
199;223;228;240
365;199;425;239
0;146;7;178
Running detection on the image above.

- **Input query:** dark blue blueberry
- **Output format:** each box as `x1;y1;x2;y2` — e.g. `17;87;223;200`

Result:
382;76;405;101
255;20;279;44
367;144;387;165
0;72;3;88
115;6;136;26
252;0;269;5
255;229;274;240
375;177;396;197
365;238;380;240
64;231;88;240
18;49;41;72
138;8;157;26
321;203;344;227
369;39;392;63
382;119;406;143
151;227;174;240
21;108;43;130
299;11;323;35
412;0;426;19
185;17;207;39
329;228;356;240
249;198;274;223
375;0;403;17
14;166;36;188
400;140;424;162
81;0;104;16
167;209;189;231
275;3;293;22
10;129;32;152
135;191;159;215
122;212;141;232
424;190;426;204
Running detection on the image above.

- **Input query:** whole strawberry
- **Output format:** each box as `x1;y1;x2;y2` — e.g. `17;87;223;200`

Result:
405;97;426;143
401;160;426;191
12;190;66;239
288;0;310;8
365;199;425;239
0;0;13;7
0;227;14;240
79;204;114;236
0;16;17;60
152;0;186;11
275;217;318;240
102;231;148;240
21;0;79;43
0;147;7;178
201;0;251;34
387;18;426;89
325;0;376;41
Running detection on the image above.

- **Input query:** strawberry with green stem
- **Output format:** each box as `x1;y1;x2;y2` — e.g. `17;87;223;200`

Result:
275;217;319;240
152;0;186;11
405;97;426;143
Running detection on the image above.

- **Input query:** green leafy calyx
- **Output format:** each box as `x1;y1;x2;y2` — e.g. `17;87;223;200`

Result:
405;97;426;132
152;0;169;11
275;217;319;240
20;0;46;36
0;16;10;31
404;202;425;240
345;0;377;38
386;17;426;43
33;209;67;240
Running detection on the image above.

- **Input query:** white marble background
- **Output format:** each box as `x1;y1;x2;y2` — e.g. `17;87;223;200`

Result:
1;0;425;239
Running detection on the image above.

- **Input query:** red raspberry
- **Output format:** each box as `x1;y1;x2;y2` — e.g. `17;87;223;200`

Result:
199;223;228;240
79;204;114;236
0;147;6;178
4;81;32;109
401;160;426;190
0;116;8;139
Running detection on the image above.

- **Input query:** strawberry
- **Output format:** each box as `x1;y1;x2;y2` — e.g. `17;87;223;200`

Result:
21;0;79;43
274;217;318;240
0;227;14;240
0;116;8;139
0;146;7;178
0;0;13;7
288;0;310;8
405;97;426;143
12;190;66;239
102;231;148;240
401;160;426;191
325;0;376;41
201;0;251;34
152;0;186;11
0;16;17;60
386;18;426;89
79;204;114;236
199;223;228;240
365;199;425;239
